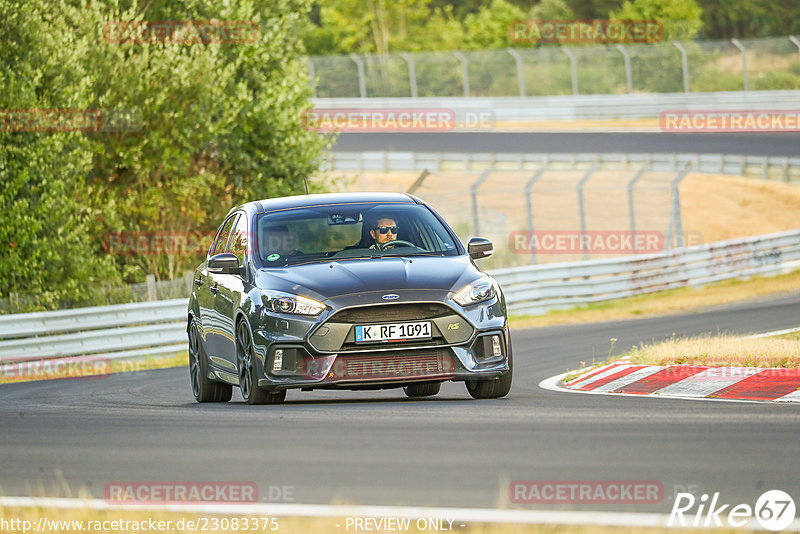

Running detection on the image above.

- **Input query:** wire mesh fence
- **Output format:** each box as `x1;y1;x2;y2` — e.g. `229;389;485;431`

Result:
309;36;800;98
338;167;685;271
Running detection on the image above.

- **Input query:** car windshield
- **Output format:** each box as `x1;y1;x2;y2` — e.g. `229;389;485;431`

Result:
253;202;460;268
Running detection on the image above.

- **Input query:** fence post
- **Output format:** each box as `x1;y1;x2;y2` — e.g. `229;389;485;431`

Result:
730;39;748;91
525;165;549;265
562;47;579;95
400;53;418;98
616;45;633;94
665;166;690;249
791;36;800;63
626;169;647;253
306;58;316;97
184;271;194;294
673;42;690;93
407;170;430;194
350;53;367;98
577;164;599;260
453;51;470;97
146;274;157;302
471;169;493;236
506;48;526;97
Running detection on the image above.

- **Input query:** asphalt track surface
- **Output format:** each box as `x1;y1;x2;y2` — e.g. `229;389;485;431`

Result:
2;293;800;515
333;132;800;156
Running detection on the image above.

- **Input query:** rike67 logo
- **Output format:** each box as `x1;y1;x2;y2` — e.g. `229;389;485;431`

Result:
669;490;796;531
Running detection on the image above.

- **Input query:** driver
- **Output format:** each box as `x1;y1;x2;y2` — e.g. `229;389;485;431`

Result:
368;217;400;250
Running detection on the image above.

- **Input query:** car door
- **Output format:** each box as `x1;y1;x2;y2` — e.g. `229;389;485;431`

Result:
201;213;238;362
212;211;249;370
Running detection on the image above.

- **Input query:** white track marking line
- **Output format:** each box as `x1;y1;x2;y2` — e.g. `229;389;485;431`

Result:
775;389;800;402
747;326;800;339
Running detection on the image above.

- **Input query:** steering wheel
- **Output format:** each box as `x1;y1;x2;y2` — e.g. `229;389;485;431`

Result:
380;239;415;250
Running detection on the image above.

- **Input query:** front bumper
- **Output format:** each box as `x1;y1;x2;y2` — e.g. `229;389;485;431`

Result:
251;292;509;390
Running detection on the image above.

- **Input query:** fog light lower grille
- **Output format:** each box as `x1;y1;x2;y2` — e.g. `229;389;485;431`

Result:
492;335;503;357
272;349;284;371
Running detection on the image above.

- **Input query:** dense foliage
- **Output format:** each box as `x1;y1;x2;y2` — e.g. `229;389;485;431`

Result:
302;0;800;56
0;0;329;311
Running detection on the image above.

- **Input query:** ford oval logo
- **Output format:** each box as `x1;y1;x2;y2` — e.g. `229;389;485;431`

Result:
382;294;400;300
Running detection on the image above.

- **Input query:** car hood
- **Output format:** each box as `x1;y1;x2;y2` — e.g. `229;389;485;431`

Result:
255;256;481;302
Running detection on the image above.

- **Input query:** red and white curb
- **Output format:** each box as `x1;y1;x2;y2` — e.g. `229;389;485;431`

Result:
542;357;800;403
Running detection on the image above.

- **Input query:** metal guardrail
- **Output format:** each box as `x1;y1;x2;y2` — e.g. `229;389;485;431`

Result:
0;299;188;364
313;90;800;123
1;231;798;374
325;151;800;182
492;229;800;315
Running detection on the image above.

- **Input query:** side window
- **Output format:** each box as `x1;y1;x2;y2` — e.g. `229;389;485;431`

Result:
210;214;238;257
228;212;248;266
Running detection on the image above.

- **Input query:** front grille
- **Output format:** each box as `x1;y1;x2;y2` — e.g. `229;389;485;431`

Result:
332;303;452;324
339;338;446;352
329;351;455;381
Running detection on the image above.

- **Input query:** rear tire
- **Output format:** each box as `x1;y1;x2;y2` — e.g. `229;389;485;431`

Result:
236;320;286;405
466;351;513;399
403;382;441;398
188;320;232;403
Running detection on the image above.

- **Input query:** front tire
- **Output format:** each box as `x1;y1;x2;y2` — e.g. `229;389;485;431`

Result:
236;320;286;405
466;351;513;399
404;382;441;398
188;320;232;403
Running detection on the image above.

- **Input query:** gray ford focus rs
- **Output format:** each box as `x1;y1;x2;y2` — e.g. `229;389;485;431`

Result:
187;192;512;404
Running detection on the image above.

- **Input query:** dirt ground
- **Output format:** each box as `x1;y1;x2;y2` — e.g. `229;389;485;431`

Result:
680;173;800;242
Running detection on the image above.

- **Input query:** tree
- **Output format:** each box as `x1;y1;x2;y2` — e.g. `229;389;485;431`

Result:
0;0;121;311
0;0;329;310
610;0;703;40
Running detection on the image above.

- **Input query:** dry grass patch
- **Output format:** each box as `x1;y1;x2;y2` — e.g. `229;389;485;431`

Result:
628;334;800;368
681;174;800;243
110;352;188;374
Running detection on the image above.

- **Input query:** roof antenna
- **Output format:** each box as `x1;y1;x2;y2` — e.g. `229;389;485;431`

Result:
303;176;309;195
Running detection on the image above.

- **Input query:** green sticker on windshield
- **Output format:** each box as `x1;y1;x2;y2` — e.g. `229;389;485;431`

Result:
267;254;280;261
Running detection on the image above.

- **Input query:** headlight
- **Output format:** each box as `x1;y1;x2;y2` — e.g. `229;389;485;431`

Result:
262;291;325;316
453;276;495;306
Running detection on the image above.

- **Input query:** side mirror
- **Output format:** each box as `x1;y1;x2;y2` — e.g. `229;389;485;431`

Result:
468;237;493;260
208;253;241;275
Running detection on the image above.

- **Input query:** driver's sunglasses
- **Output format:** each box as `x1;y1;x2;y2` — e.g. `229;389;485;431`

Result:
374;225;399;234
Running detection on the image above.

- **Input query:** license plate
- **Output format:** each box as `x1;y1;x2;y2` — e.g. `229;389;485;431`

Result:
354;321;432;343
